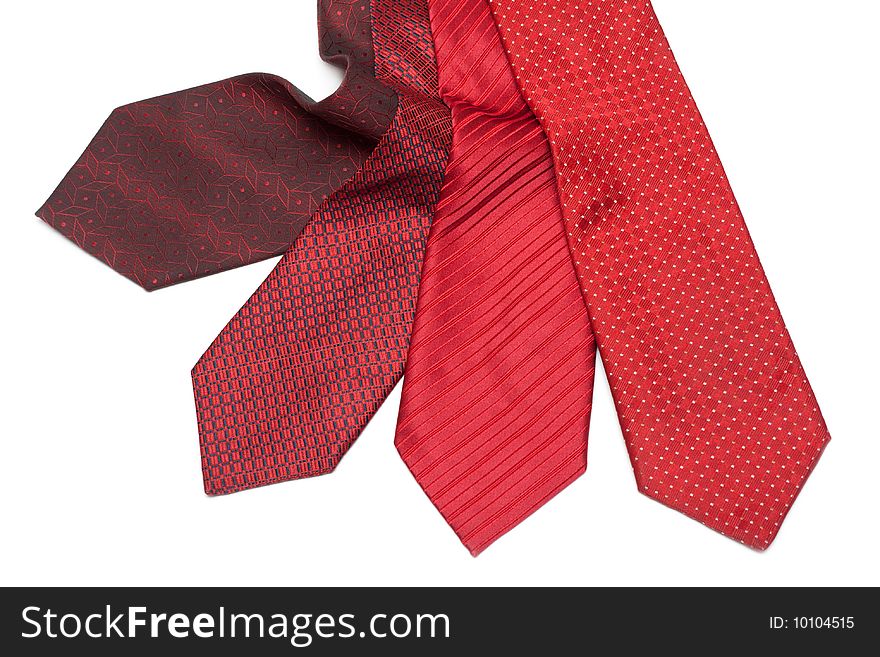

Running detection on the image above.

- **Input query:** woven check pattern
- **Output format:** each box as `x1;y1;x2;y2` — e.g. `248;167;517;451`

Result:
192;0;451;494
37;0;395;290
487;0;829;548
395;0;596;555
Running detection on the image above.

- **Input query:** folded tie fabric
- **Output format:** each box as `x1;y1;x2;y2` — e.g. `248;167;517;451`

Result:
36;0;829;553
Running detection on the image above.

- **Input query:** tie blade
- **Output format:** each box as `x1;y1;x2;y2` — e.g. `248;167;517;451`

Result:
192;0;453;497
192;91;450;496
36;0;395;290
395;0;597;556
634;420;831;550
193;361;349;496
487;0;831;548
36;71;387;291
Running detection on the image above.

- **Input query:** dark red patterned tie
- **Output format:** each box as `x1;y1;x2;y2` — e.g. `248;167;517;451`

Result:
37;2;395;290
38;0;452;493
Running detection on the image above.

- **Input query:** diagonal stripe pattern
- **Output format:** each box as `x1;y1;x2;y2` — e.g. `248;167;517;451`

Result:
395;0;596;555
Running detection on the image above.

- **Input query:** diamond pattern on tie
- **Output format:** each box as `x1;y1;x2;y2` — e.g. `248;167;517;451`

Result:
37;0;395;290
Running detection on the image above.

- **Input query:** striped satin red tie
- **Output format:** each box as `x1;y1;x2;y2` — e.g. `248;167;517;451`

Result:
36;0;829;553
395;0;597;555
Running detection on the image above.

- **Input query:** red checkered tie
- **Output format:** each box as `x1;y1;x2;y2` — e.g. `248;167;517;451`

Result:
192;0;450;493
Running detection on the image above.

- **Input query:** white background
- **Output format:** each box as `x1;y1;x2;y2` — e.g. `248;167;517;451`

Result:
2;1;878;586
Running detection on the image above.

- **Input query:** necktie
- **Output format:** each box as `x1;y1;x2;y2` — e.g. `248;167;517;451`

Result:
451;0;826;550
37;1;395;290
193;0;450;493
39;0;452;493
395;0;596;555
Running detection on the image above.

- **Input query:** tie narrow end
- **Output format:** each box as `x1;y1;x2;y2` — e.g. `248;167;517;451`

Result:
200;457;342;497
636;429;831;550
34;202;164;292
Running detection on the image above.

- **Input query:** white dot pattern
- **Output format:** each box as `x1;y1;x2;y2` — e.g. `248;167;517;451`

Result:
487;0;830;548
